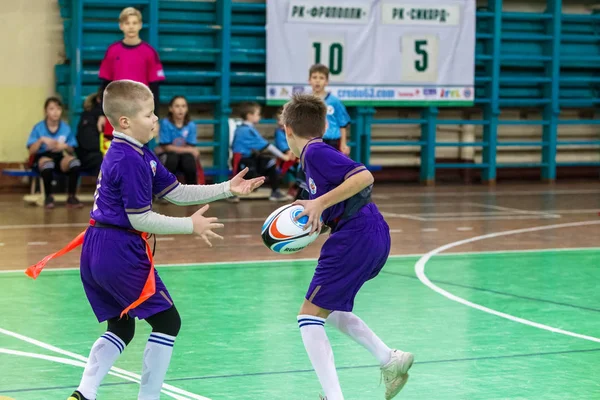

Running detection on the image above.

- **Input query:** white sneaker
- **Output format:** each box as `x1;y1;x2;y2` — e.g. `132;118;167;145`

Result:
380;350;414;399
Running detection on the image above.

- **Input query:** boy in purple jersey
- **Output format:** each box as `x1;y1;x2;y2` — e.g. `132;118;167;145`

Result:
280;94;414;400
55;80;265;400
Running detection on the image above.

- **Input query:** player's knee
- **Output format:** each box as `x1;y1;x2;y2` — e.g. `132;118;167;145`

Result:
147;306;181;337
298;299;331;319
66;157;81;173
107;316;136;346
39;159;55;172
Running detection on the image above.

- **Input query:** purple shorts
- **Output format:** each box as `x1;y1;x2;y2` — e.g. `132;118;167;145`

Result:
80;226;174;322
306;203;391;312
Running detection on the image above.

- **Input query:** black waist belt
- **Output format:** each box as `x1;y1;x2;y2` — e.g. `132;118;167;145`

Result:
90;220;156;256
327;185;373;232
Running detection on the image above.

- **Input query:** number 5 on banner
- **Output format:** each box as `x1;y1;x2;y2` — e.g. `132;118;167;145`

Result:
310;35;346;81
401;35;439;83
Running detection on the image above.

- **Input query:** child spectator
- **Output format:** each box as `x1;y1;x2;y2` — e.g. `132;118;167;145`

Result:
274;109;300;198
231;102;290;202
158;96;200;185
76;91;104;175
96;7;165;144
26;97;83;209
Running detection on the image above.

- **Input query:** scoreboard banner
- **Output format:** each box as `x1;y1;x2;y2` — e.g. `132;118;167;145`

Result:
266;0;475;106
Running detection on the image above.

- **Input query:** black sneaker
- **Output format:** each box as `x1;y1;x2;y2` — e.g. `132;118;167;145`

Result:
44;195;55;209
67;390;90;400
66;196;84;209
269;191;287;202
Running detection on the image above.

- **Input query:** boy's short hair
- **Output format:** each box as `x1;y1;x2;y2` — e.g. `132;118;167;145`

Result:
119;7;142;23
238;102;260;120
309;64;330;80
103;80;153;126
280;94;327;139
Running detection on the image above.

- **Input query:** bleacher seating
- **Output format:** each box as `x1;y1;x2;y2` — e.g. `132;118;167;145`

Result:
53;0;599;184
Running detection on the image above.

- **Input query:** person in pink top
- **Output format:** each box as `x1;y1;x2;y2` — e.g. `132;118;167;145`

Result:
96;7;165;141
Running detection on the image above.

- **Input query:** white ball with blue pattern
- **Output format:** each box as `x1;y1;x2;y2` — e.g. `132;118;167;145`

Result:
261;204;321;254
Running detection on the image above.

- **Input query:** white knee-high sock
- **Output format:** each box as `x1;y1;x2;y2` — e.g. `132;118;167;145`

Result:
77;332;125;399
297;315;344;400
327;311;392;365
138;332;176;400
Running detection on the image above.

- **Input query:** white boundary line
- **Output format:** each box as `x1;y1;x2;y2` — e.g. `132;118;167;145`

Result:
414;220;600;344
0;348;188;399
379;189;600;198
467;202;560;218
0;328;210;400
1;247;598;275
418;215;561;221
0;217;265;230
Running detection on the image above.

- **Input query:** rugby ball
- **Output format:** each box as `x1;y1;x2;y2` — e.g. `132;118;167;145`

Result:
261;204;320;254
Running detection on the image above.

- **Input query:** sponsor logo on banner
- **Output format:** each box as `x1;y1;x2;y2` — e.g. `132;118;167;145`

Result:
288;2;369;24
397;90;415;98
292;86;305;94
280;87;290;97
440;89;462;99
269;87;277;96
381;3;460;26
463;88;473;99
423;88;437;97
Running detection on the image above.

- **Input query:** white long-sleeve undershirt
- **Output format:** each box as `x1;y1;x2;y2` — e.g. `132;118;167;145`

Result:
126;181;232;234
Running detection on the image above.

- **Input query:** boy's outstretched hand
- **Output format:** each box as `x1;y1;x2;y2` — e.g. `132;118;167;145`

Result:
230;167;266;196
191;204;224;247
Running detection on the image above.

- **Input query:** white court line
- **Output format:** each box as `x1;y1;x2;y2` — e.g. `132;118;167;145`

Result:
467;202;559;217
0;223;88;230
2;247;598;275
421;228;439;232
379;189;600;198
546;209;600;214
0;348;188;400
456;227;473;231
389;229;403;233
421;215;561;221
0;217;264;231
27;242;48;246
372;202;462;208
380;212;427;221
415;220;600;344
400;211;524;217
155;237;175;242
0;328;211;400
233;234;253;239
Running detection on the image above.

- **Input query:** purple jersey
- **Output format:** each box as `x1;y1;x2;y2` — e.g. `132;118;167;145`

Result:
90;133;179;229
300;138;367;224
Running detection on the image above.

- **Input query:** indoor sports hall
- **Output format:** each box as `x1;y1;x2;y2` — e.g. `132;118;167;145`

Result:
0;1;598;400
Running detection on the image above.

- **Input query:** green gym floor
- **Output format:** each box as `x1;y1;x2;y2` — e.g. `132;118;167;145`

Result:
1;249;599;399
1;183;600;399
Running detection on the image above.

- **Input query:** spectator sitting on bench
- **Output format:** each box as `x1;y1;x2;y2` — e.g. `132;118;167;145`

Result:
157;95;200;184
273;109;300;199
26;97;83;209
231;102;290;202
75;90;104;176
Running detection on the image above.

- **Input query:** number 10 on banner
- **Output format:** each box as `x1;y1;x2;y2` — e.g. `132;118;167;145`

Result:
310;36;345;81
